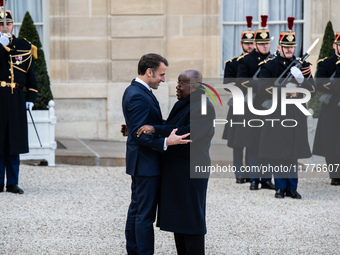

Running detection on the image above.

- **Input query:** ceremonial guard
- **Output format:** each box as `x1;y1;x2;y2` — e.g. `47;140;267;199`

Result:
234;15;275;190
258;17;316;199
0;7;38;194
222;16;255;184
313;32;340;185
223;16;255;79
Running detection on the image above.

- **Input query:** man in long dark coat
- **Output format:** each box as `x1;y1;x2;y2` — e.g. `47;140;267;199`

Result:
313;32;340;186
233;15;275;191
0;10;38;194
257;18;316;199
222;16;255;184
137;70;215;255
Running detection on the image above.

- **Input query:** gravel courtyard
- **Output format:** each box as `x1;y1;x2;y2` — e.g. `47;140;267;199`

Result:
0;164;339;254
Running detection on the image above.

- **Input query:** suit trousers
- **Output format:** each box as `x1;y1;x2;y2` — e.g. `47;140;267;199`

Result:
174;233;205;255
0;154;20;186
125;175;160;255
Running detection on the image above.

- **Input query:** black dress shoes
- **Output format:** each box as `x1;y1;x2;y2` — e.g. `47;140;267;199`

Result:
250;181;259;190
0;185;4;192
236;178;246;184
6;184;24;194
285;190;302;199
261;180;275;190
331;178;340;185
275;189;285;198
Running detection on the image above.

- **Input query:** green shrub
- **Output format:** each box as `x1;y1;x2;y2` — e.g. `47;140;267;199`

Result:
18;11;53;110
308;21;334;118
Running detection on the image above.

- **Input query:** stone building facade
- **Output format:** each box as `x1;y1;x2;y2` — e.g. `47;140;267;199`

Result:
48;0;340;140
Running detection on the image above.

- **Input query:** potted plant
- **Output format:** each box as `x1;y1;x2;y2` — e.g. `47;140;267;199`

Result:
18;11;57;166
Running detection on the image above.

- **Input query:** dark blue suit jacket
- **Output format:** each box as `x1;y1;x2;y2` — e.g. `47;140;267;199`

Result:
122;79;165;176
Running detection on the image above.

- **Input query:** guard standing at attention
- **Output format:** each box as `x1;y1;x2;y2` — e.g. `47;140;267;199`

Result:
234;15;275;191
313;32;340;186
222;16;255;184
257;17;316;199
0;9;38;194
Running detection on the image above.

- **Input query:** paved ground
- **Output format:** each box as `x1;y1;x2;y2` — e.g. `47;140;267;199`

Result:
53;138;233;167
53;137;325;168
4;138;336;254
0;164;339;254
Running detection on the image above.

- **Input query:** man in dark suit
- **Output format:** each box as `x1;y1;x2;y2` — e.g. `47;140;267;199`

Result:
313;32;340;185
122;53;190;255
0;10;38;194
138;69;215;255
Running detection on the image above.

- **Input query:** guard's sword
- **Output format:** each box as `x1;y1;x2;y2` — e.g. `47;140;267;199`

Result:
306;38;320;55
3;1;5;33
27;108;42;147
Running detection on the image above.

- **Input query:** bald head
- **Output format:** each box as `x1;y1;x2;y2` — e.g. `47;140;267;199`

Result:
180;69;202;84
176;69;202;100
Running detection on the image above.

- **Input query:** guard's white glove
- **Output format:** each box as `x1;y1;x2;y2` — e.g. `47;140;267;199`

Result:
286;82;297;89
290;66;304;84
0;32;10;46
26;102;34;112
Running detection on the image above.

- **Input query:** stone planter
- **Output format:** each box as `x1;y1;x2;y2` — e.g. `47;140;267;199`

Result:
20;100;57;166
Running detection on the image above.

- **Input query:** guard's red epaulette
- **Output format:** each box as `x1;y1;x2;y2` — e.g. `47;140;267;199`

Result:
225;56;236;65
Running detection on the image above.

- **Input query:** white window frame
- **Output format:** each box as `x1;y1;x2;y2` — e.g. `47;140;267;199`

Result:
220;0;310;76
8;0;50;70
